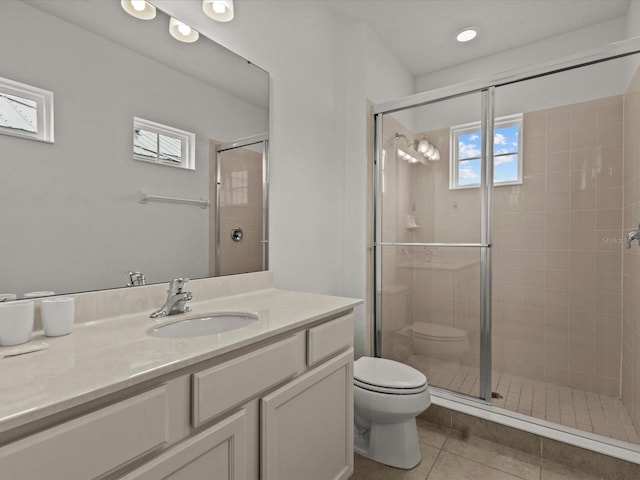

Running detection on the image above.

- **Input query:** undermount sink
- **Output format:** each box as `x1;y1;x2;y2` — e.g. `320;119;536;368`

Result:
148;312;258;338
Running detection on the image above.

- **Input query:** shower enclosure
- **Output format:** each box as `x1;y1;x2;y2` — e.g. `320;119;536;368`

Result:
373;41;640;449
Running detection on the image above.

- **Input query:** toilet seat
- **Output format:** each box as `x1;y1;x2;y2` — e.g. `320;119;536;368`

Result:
354;357;427;395
411;322;467;342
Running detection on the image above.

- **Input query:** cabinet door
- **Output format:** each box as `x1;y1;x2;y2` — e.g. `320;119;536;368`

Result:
121;410;246;480
261;349;353;480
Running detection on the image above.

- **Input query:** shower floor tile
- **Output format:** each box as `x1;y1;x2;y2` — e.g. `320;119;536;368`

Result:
406;355;640;445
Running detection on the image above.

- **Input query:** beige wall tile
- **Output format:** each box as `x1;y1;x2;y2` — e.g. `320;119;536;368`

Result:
571;190;596;210
547;106;571;134
571;169;597;191
547;151;570;172
597;124;623;147
547;251;570;270
570;106;597;131
570;128;597;149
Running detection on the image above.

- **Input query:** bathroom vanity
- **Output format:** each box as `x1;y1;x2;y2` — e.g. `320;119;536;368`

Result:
0;273;359;480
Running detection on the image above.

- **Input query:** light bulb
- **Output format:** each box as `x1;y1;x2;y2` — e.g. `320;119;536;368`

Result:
121;0;156;20
169;17;199;42
456;27;478;43
213;1;227;13
202;0;234;22
417;139;429;154
131;0;146;11
425;145;435;157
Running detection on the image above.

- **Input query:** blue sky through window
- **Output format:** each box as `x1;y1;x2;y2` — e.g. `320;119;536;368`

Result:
457;124;520;186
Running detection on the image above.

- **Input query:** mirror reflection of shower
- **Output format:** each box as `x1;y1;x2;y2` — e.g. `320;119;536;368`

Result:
213;134;269;277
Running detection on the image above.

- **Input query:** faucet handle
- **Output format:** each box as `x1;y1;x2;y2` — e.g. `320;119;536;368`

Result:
126;271;146;287
169;277;189;294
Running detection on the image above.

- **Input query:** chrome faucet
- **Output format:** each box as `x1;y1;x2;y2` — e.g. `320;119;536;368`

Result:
150;278;192;318
627;224;640;249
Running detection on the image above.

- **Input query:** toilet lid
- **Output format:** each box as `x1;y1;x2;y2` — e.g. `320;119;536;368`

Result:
412;322;467;341
354;357;427;393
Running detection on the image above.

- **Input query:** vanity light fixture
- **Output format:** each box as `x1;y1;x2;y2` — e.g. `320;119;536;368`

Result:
202;0;234;22
456;26;478;43
169;17;200;43
120;0;156;20
397;133;440;164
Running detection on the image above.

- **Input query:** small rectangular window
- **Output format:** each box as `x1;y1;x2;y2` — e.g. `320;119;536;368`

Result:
133;117;195;170
0;76;54;143
450;113;523;189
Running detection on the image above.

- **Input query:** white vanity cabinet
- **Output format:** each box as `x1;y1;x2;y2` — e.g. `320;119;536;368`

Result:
0;310;355;480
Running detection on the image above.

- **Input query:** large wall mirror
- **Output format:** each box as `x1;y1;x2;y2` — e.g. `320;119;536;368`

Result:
1;0;269;297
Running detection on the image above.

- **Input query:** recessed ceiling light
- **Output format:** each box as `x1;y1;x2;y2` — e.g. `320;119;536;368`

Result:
456;27;479;43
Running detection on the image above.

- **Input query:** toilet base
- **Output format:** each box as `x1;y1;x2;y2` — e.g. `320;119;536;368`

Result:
354;417;421;469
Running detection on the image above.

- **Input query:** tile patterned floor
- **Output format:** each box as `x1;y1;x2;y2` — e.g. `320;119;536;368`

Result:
405;355;640;444
351;419;607;480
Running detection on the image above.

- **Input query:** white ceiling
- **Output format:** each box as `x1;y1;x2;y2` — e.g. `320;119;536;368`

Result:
327;0;631;77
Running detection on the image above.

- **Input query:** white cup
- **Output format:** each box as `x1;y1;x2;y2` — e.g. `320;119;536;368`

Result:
24;291;55;299
0;294;17;302
0;300;35;346
41;297;75;337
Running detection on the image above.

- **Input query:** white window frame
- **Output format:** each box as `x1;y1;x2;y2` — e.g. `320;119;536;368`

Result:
133;117;195;171
0;76;54;143
450;113;523;189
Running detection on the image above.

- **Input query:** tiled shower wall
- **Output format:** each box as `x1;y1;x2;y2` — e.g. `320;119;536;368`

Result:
492;95;624;396
622;67;640;434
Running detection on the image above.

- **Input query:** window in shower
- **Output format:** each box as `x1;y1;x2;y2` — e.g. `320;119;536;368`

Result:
450;113;522;189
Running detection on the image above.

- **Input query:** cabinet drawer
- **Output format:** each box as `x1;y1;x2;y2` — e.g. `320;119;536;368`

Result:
307;313;353;367
192;335;301;427
0;386;169;480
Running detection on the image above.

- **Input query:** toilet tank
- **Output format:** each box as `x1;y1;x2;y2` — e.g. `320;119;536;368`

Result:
381;284;409;332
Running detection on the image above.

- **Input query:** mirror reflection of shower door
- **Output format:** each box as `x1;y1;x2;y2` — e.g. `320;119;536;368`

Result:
213;135;269;277
374;90;493;402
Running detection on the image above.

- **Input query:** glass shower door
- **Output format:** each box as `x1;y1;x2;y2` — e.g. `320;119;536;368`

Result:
374;90;493;401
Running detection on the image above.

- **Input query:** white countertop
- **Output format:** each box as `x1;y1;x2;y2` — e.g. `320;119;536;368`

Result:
0;288;360;435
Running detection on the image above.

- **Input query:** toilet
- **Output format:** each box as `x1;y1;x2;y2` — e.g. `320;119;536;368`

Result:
353;356;431;469
382;284;470;361
408;322;470;359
